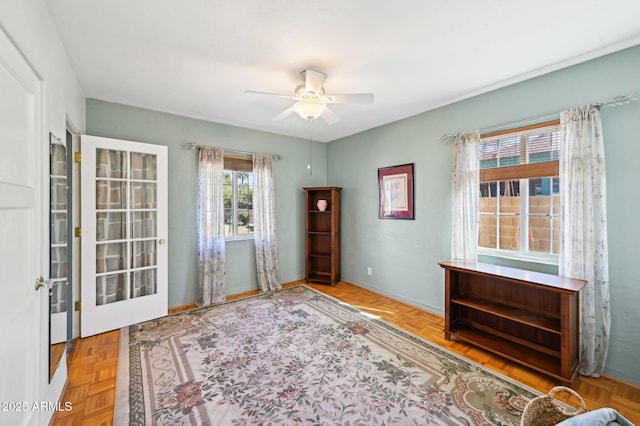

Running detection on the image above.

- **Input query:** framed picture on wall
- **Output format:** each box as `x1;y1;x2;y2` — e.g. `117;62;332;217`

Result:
378;163;414;219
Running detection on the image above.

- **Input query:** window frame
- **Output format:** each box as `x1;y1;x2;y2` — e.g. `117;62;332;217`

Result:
223;155;254;241
477;120;561;265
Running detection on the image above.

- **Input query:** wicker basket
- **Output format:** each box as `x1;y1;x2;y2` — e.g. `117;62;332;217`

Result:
520;386;588;426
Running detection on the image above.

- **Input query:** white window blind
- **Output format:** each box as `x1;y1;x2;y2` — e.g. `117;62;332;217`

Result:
479;120;562;182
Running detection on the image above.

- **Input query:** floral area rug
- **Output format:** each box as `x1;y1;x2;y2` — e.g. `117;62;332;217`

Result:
115;285;538;425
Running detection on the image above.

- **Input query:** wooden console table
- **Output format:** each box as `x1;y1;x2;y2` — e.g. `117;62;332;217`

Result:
439;260;586;384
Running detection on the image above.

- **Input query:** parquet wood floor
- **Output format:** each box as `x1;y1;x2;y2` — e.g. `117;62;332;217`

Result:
51;281;639;425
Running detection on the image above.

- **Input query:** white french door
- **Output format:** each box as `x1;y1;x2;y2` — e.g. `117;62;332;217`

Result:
81;135;168;337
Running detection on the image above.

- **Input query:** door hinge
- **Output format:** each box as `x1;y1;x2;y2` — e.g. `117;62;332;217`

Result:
74;227;82;237
74;152;81;163
74;301;81;311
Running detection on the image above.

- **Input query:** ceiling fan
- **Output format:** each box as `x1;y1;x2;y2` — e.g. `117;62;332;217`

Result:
246;69;374;124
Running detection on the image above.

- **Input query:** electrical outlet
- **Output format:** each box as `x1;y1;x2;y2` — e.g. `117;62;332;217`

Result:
367;267;372;276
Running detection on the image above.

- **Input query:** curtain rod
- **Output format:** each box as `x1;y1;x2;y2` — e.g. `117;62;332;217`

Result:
183;142;282;161
440;91;639;143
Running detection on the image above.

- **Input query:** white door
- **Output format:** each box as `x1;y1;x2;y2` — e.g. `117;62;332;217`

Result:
0;29;45;425
81;135;168;337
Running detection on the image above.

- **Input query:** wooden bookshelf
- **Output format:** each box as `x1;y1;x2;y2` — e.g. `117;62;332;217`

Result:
304;187;341;286
439;260;586;384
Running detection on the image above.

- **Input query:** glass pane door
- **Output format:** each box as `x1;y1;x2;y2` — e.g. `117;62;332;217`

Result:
81;135;167;337
49;136;69;384
50;142;68;318
95;149;158;305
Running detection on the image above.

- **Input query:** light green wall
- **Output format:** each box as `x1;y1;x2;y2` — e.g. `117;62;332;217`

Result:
86;99;327;304
87;44;640;386
327;45;640;386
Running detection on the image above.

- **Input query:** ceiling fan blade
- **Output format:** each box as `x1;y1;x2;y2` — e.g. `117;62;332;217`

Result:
320;107;341;125
325;93;374;104
245;90;296;100
273;104;296;121
303;70;327;93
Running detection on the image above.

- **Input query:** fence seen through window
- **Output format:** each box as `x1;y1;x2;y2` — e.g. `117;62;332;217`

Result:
478;121;561;260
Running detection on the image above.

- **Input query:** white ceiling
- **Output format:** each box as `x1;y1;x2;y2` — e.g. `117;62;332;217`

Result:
46;0;640;142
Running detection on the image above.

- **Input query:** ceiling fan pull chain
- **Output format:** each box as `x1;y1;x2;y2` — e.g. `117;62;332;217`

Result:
307;119;313;176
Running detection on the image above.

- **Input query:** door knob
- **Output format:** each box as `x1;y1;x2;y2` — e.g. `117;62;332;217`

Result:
158;238;167;245
35;277;52;291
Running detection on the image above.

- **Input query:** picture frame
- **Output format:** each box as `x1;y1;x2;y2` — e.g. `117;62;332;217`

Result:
378;163;414;219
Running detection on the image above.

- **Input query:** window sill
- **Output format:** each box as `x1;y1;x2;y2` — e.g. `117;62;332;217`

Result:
478;248;558;267
225;235;254;242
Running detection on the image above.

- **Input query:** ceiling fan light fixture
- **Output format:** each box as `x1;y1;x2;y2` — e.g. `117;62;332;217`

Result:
293;98;326;120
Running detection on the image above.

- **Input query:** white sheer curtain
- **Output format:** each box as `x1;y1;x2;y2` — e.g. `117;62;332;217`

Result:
197;146;226;307
559;105;610;376
451;131;481;261
253;153;282;292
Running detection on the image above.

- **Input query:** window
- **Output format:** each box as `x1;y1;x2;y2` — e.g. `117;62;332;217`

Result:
478;121;562;262
223;155;253;238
